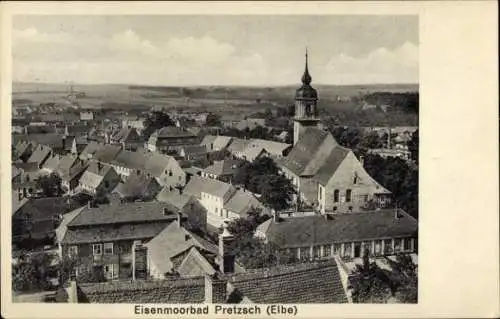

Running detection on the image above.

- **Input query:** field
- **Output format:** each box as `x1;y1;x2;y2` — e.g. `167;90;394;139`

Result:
12;82;419;124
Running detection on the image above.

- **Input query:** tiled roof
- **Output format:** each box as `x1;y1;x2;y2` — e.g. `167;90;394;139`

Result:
239;145;267;162
213;136;233;150
202;159;243;176
78;161;114;189
227;138;250;154
145;153;176;177
92;144;122;163
42;153;61;171
248;139;291;156
68;201;180;227
156;126;197;138
27;144;52;165
62;222;169;244
280;128;331;175
228;260;348;303
80;141;104;159
183;176;235;199
77;277;205;303
112;127;141;143
258;209;418;248
146;222;218;274
113;173;160;199
224;189;266;216
181;145;207;156
313;146;351;185
177;247;217;277
55;206;84;244
156;188;193;209
200;135;217;146
110;150;148;170
12;134;64;149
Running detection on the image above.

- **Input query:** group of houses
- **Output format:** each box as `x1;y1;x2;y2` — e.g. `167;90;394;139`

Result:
12;51;418;304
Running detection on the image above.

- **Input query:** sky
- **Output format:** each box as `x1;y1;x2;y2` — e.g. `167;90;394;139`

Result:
12;15;418;86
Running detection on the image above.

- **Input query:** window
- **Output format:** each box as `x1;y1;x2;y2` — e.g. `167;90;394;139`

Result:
333;243;341;255
92;244;102;256
104;242;113;255
333;206;338;211
353;173;358;184
344;243;352;258
68;245;78;258
104;264;116;280
104;181;109;188
168;170;173;177
323;244;332;257
300;247;311;260
374;240;382;256
346;189;352;202
394;238;403;252
384;239;393;254
404;238;412;251
313;246;321;259
333;189;340;203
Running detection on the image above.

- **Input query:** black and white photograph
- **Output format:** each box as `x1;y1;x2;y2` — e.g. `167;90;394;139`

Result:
2;2;498;318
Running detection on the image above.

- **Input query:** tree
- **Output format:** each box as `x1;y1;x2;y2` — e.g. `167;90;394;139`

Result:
12;251;54;293
143;111;175;139
205;113;221;127
35;172;62;197
407;129;419;164
392;254;418;303
348;249;394;303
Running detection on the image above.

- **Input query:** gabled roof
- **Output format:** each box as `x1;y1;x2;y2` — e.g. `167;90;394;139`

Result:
56;206;85;244
156;126;197;138
79;141;104;159
239;145;267;162
12;134;64;149
181;145;207;156
248;139;291;155
110;150;147;170
78;161;115;189
200;135;217;146
202;159;243;177
183;175;235;199
75;277;205;303
144;153;177;177
92;144;122;163
42;153;61;171
258;209;418;248
228;260;347;303
224;189;266;216
112;127;141;143
113;173;160;199
68;201;180;227
177;247;217;277
61;222;169;245
156;188;194;209
145;222;218;274
27;144;52;165
313;146;351;185
280;128;333;176
227;138;250;154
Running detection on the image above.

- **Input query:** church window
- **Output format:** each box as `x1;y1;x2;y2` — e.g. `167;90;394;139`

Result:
333;190;339;203
346;189;352;202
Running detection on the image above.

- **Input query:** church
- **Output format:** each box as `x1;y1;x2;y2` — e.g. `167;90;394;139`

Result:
278;50;392;213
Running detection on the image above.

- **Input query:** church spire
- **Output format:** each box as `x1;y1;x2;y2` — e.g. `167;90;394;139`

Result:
301;47;312;85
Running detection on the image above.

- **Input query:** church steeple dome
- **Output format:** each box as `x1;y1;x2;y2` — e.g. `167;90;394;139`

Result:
295;48;318;100
301;48;312;85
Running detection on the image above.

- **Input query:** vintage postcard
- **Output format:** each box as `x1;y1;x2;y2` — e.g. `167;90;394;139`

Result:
1;1;498;318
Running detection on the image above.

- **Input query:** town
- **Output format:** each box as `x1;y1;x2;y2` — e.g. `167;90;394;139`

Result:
11;50;419;304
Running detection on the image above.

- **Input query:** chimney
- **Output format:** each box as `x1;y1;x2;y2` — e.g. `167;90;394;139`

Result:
218;221;235;274
67;280;79;303
359;155;364;165
176;212;183;227
204;274;227;304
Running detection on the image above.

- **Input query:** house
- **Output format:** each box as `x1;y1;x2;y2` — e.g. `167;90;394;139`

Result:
146;221;219;279
111;127;143;151
246;139;291;158
79;141;105;160
121;117;146;133
235;118;266;131
55;201;180;280
12;134;65;153
12;196;88;249
200;135;233;152
77;161;121;196
147;126;199;154
368;148;411;161
68;136;88;155
12;162;43;199
26;144;53;168
279;128;391;212
12;140;34;162
236;144;269;162
92;144;122;164
255;208;418;261
183;176;268;227
200;159;244;183
57;155;89;194
112;172;161;202
57;259;348;304
64;125;90;138
156;188;208;231
80;111;94;121
179;145;208;161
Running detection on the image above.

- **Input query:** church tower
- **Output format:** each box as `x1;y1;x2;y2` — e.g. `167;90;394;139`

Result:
293;48;320;145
